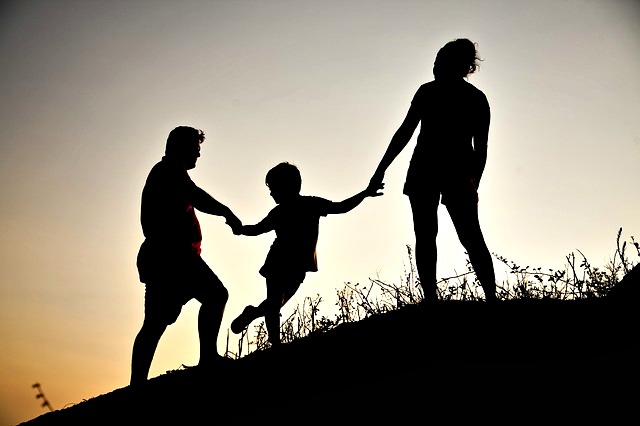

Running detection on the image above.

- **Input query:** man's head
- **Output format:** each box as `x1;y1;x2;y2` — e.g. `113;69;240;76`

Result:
265;162;302;203
433;38;482;80
165;126;206;170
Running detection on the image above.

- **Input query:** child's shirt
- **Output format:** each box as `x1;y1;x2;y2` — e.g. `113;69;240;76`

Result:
258;195;332;278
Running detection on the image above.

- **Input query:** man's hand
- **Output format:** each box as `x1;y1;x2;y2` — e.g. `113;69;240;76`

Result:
225;216;242;234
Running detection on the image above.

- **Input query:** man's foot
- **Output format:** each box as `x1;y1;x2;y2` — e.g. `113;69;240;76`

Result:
129;377;147;388
230;305;259;333
182;355;235;371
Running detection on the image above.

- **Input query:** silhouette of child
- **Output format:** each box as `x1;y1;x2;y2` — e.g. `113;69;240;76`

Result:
231;162;382;346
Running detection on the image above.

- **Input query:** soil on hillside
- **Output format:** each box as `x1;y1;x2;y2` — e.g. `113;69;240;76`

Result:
20;266;639;425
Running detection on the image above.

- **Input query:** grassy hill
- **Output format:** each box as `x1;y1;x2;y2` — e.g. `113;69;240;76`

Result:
19;264;638;425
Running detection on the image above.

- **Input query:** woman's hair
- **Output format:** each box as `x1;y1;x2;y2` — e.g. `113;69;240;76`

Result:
433;38;482;79
266;162;302;194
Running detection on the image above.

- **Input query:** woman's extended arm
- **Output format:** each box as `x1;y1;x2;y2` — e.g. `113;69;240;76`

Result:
325;182;384;215
369;105;421;189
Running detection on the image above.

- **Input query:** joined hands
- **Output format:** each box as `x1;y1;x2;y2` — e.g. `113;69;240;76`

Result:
366;181;385;197
366;172;385;197
226;216;243;235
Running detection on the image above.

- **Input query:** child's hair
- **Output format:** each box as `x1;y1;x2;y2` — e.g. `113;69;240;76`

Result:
266;162;302;194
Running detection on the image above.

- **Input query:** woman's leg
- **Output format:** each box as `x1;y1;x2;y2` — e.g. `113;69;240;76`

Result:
409;194;440;302
446;198;496;302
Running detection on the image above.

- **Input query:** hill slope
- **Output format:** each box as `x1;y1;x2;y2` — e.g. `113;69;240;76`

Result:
20;266;639;425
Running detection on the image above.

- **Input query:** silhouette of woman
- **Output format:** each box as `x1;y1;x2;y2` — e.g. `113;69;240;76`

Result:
369;38;497;302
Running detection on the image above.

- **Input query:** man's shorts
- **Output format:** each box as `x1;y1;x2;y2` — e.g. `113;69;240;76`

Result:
137;243;226;326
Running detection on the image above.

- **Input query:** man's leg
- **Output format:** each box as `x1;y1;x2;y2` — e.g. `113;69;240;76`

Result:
409;195;440;302
131;281;176;386
446;199;497;302
198;295;228;364
190;256;229;365
131;319;167;386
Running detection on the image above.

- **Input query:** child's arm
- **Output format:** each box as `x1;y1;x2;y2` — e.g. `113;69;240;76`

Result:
236;216;274;236
325;182;384;215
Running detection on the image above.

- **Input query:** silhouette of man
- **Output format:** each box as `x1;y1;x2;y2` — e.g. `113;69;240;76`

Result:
131;126;241;385
369;38;497;303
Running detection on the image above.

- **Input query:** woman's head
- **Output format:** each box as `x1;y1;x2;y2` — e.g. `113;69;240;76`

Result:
433;38;482;80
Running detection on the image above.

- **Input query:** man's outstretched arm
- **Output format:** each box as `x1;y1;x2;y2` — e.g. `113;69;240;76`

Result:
192;186;241;230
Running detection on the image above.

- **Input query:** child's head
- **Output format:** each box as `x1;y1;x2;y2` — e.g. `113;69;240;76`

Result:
265;162;301;203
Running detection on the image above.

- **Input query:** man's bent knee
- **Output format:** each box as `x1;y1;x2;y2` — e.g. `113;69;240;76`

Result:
140;318;168;338
199;283;228;308
219;286;229;304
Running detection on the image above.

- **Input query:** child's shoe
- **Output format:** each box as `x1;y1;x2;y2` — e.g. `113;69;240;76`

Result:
230;305;259;333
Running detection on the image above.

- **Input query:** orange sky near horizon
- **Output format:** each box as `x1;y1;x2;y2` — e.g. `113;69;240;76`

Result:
1;1;639;424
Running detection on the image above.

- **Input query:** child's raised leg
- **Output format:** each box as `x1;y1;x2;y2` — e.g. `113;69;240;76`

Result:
231;276;304;344
230;304;260;333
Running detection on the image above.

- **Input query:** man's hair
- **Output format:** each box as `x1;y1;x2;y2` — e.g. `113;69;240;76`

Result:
433;38;482;79
265;162;302;194
165;126;205;156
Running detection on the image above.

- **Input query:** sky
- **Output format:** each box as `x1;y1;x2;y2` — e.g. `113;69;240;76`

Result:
1;0;639;424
